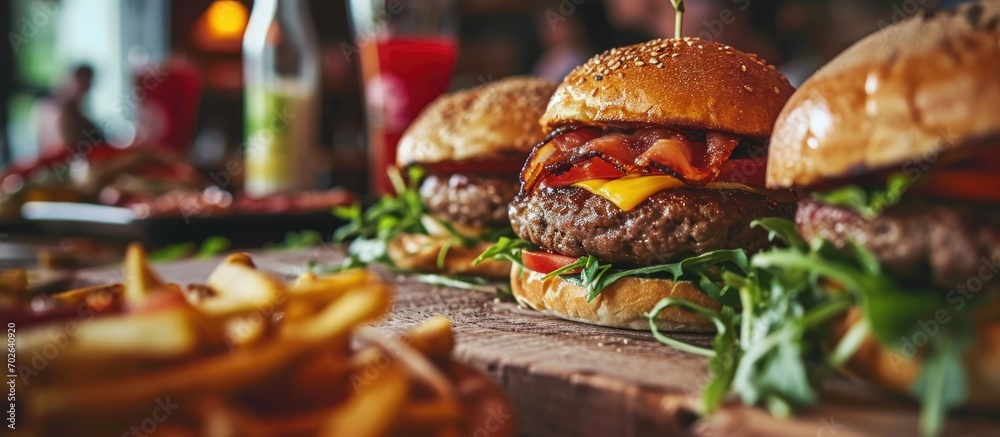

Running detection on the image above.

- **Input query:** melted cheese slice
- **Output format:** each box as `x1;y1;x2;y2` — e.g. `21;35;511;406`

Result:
572;175;685;211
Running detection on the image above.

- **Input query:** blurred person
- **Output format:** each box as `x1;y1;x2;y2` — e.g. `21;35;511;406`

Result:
532;0;593;82
34;65;104;157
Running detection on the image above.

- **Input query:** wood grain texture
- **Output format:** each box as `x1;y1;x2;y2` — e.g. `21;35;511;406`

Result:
76;248;1000;437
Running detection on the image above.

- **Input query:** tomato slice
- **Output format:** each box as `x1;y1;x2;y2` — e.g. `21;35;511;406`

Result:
522;250;580;275
715;158;767;186
542;157;627;188
913;169;1000;203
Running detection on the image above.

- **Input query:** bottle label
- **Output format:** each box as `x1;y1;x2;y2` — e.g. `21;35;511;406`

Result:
244;85;311;196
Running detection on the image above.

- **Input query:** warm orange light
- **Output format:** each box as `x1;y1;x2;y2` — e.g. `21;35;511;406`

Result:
206;0;249;39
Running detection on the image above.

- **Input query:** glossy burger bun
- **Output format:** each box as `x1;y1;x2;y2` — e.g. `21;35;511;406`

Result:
510;267;719;332
396;76;558;167
387;233;511;279
541;37;794;138
767;0;1000;188
831;306;1000;408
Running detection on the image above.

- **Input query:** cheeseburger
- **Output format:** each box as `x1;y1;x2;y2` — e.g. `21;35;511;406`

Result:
337;77;557;279
502;38;797;330
766;0;1000;414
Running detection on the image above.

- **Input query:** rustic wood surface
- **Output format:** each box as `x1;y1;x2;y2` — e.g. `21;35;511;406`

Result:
77;248;1000;437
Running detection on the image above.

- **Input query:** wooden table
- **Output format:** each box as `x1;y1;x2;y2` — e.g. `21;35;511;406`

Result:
78;248;1000;437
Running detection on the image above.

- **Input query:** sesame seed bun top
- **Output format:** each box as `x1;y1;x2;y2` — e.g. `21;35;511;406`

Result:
540;37;795;138
767;0;1000;188
397;77;557;167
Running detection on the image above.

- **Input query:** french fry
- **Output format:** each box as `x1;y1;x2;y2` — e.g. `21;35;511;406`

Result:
222;252;256;268
288;269;372;307
292;271;318;288
319;362;409;437
51;283;121;308
403;316;455;362
33;283;390;415
18;308;208;363
123;243;166;306
31;337;299;415
201;262;285;318
284;283;392;346
24;245;498;437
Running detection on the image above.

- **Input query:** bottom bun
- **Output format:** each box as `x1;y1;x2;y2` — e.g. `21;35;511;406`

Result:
832;306;1000;409
387;233;511;279
510;267;719;331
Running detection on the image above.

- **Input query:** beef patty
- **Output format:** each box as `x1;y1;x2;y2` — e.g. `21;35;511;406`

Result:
420;173;520;228
510;186;795;265
796;199;1000;293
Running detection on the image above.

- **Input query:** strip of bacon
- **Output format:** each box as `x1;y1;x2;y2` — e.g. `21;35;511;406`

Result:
524;127;746;190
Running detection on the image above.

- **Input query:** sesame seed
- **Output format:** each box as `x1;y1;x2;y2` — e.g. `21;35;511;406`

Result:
744;85;754;92
671;53;680;58
767;65;776;71
657;64;664;68
741;65;747;72
649;58;657;63
773;87;780;94
610;61;621;70
635;61;645;66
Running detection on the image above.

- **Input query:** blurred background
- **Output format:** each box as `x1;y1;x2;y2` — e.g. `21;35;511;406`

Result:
0;0;973;263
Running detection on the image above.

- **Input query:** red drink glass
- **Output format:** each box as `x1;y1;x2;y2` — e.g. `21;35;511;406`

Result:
348;0;458;195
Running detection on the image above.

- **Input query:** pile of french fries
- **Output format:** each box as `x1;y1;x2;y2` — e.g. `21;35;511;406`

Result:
7;243;513;437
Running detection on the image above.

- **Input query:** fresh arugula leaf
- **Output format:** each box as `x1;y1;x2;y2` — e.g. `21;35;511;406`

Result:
412;273;512;296
148;243;195;263
647;297;725;357
473;237;533;267
265;230;322;250
648;217;975;436
751;218;807;251
333;166;517;274
333;166;429;247
555;249;748;304
196;236;231;258
913;331;971;437
701;307;740;413
812;172;914;219
148;237;231;262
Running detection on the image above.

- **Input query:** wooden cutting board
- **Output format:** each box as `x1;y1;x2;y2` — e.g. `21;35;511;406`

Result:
77;248;1000;437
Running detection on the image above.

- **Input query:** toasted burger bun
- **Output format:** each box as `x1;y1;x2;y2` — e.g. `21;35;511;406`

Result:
387;233;511;279
510;267;719;332
831;306;1000;408
397;76;558;167
541;37;794;138
767;0;1000;188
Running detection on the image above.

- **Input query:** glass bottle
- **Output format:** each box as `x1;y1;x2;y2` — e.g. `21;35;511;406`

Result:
242;0;319;197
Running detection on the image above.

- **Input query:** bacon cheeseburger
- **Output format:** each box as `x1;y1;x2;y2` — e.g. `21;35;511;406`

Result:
763;0;1000;421
336;77;557;279
479;38;797;330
